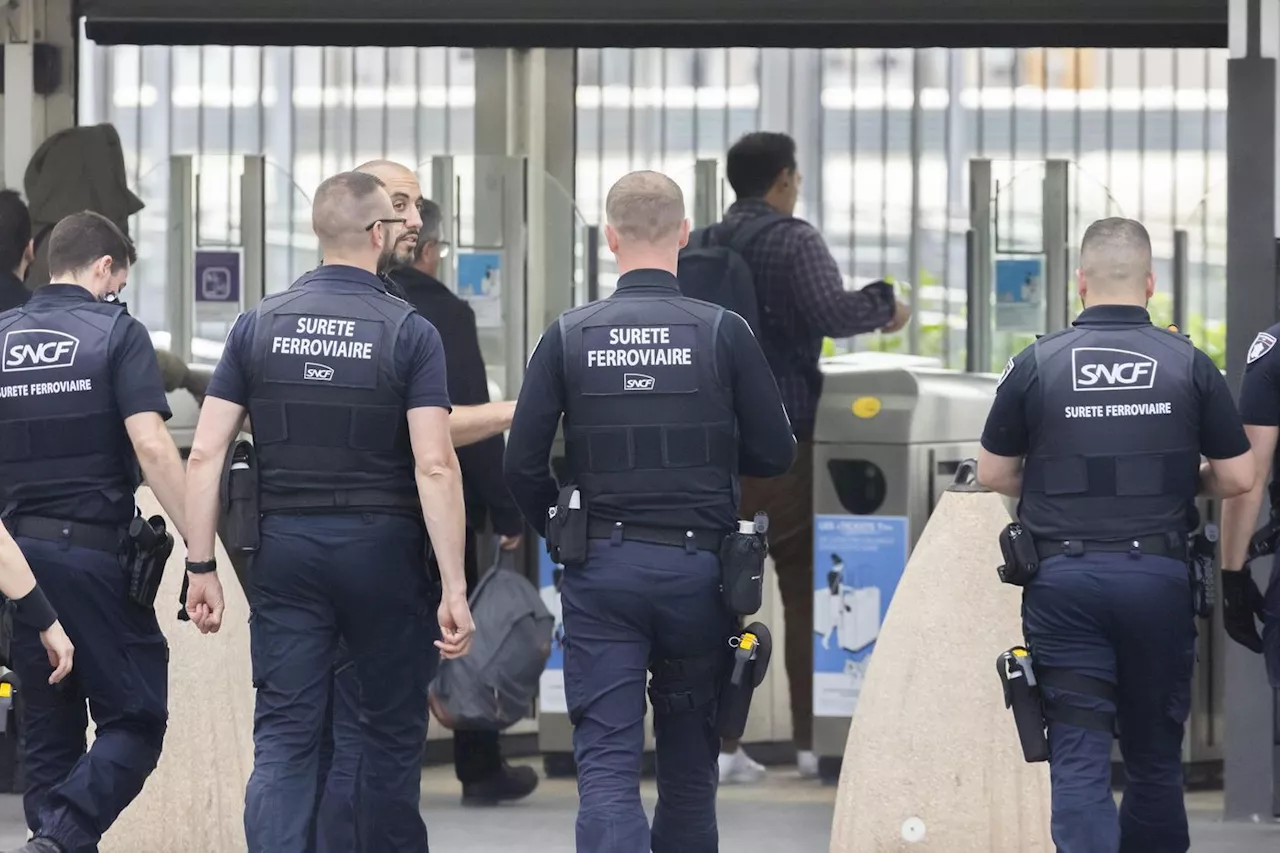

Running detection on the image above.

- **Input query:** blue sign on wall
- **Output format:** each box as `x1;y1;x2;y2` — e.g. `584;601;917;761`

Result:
812;514;909;718
536;538;567;714
994;256;1044;332
194;249;242;303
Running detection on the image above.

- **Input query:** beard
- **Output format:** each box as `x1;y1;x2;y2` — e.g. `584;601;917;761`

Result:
376;241;398;276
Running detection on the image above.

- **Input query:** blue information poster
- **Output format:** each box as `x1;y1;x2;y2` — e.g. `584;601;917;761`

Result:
994;256;1044;332
455;251;503;329
812;514;909;718
536;538;567;714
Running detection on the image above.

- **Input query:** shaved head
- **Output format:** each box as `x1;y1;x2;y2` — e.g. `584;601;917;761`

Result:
312;171;398;271
606;171;686;245
1078;217;1153;301
354;159;424;267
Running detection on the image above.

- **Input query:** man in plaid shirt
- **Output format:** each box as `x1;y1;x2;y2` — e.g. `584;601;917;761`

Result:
714;132;910;783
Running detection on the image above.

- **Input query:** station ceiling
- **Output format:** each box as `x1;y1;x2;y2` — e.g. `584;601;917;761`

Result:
79;0;1225;49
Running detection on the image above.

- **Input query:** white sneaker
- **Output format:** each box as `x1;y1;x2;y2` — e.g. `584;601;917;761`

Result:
718;747;766;784
797;749;819;778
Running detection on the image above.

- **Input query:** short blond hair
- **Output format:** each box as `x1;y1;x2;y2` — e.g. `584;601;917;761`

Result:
605;170;685;244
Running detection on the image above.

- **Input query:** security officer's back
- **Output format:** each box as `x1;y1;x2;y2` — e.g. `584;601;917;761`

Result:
188;170;473;853
504;171;796;853
977;217;1254;853
0;212;190;853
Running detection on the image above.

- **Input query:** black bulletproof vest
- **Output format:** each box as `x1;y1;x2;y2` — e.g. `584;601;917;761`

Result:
0;298;138;521
560;294;738;532
1020;323;1200;541
248;282;419;513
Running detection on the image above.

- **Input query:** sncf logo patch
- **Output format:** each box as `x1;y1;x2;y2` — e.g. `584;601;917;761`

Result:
623;373;655;391
2;329;79;372
304;362;334;382
1071;348;1158;392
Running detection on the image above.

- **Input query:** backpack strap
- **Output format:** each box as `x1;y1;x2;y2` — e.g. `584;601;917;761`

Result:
726;212;789;255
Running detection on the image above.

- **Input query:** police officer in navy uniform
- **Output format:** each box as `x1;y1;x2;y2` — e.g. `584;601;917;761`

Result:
504;171;796;853
1218;323;1280;685
182;171;473;853
977;217;1255;853
0;212;191;853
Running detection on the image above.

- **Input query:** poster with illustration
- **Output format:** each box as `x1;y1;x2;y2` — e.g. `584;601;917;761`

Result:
812;514;909;718
536;537;568;714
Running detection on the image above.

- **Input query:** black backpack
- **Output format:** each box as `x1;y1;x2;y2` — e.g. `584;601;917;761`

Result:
676;213;789;337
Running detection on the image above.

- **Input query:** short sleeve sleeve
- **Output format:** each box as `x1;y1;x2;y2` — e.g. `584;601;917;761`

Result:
399;314;452;411
980;348;1036;457
110;316;173;421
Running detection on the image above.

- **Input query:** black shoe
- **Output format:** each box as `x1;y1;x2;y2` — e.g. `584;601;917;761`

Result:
9;840;64;853
461;763;540;806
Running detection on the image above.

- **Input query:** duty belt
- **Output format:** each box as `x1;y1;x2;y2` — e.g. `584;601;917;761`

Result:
1034;533;1183;561
587;519;722;553
3;515;125;553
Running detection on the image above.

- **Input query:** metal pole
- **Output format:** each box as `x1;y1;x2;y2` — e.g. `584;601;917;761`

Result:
907;49;924;355
167;155;195;363
241;155;266;309
1172;229;1189;331
431;155;456;290
694;159;720;229
1043;159;1071;332
502;156;528;403
967;159;993;373
586;225;600;303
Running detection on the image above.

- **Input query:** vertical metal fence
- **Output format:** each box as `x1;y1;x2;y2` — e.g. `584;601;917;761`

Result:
78;42;1227;368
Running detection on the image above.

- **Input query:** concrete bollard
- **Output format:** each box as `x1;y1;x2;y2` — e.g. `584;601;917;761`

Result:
829;479;1054;853
99;488;255;853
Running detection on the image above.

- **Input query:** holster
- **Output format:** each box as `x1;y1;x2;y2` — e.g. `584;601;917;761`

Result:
996;647;1049;762
720;520;768;616
715;622;772;740
127;514;175;609
545;484;587;565
997;522;1040;586
219;439;260;554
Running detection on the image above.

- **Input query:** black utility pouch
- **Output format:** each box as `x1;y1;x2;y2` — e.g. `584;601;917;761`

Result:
720;515;768;616
219;439;260;553
997;522;1040;587
127;515;175;609
546;485;587;565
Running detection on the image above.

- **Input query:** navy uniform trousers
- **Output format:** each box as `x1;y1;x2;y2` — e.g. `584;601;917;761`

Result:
562;538;736;853
244;512;436;853
1023;551;1197;853
10;534;168;853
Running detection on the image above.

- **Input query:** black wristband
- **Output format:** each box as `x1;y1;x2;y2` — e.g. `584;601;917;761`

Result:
185;558;217;574
12;586;57;632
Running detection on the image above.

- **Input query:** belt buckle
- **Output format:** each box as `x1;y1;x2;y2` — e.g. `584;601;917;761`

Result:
610;522;623;546
1128;539;1142;559
1062;540;1084;557
683;530;696;555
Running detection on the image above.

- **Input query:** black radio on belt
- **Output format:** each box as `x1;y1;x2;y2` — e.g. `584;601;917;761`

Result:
997;522;1040;587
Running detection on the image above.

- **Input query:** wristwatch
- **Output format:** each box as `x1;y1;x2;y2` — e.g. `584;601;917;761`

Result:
185;558;217;574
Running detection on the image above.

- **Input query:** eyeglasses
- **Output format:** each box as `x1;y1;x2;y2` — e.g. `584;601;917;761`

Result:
365;217;407;231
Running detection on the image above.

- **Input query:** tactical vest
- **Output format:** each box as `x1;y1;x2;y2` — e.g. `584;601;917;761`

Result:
560;295;738;532
0;298;138;521
1020;324;1200;541
248;282;419;513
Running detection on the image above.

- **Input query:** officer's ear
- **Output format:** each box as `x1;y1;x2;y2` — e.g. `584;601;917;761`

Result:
1074;267;1088;305
22;238;33;266
1145;271;1156;302
604;223;620;255
677;218;690;250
